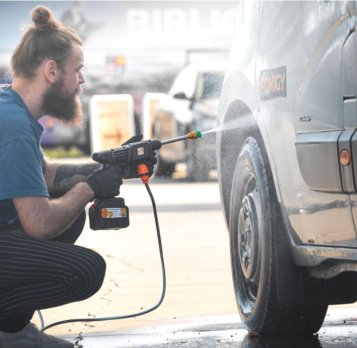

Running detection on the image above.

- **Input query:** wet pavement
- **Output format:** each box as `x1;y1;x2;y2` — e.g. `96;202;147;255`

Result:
64;308;357;348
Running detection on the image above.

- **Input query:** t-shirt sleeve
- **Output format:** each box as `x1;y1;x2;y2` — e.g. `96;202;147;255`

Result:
0;135;49;200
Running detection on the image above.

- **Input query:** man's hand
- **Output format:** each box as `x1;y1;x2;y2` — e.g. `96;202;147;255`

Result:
86;165;123;199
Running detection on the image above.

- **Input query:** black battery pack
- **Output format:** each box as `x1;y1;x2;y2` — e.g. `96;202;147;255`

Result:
89;198;129;230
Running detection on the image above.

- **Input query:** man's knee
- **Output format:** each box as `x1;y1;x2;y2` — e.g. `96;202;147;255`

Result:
69;248;106;300
87;250;106;294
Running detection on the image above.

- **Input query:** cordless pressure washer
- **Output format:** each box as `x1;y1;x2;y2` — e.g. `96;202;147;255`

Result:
88;130;202;231
41;130;202;332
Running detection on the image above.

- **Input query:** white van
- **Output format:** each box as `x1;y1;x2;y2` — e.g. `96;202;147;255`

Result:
217;1;357;336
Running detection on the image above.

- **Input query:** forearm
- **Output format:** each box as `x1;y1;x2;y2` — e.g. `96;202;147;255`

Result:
43;182;95;238
14;182;95;239
45;162;101;194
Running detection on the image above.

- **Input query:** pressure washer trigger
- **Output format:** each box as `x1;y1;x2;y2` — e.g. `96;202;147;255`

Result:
137;164;150;184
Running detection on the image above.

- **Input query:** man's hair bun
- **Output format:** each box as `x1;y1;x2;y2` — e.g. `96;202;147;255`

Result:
32;6;59;29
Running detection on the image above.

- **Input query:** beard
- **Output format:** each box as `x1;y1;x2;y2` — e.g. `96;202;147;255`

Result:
42;81;83;125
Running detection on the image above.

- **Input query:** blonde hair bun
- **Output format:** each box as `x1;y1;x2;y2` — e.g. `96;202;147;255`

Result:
32;6;59;29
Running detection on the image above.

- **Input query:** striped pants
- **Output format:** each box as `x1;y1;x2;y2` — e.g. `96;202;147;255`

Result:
0;211;106;332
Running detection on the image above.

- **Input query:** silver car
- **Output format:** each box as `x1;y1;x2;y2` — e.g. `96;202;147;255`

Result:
217;1;357;337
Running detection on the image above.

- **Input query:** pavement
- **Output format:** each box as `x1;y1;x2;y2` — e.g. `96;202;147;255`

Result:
65;314;244;348
35;177;240;345
30;168;357;347
58;308;357;348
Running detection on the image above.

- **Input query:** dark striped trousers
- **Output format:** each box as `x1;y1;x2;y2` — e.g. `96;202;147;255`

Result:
0;211;106;332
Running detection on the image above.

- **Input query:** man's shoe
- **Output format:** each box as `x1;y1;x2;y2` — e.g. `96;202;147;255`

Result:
0;323;74;348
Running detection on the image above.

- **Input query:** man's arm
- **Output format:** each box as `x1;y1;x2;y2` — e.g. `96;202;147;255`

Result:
13;163;122;240
44;160;101;195
13;182;95;240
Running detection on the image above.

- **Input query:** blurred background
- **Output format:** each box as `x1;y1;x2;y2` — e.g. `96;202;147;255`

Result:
0;0;237;180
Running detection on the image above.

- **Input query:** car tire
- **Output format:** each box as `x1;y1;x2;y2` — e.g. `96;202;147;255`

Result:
229;137;327;336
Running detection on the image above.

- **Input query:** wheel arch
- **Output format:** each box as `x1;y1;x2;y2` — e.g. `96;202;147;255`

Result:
219;99;316;309
218;100;265;225
226;117;328;335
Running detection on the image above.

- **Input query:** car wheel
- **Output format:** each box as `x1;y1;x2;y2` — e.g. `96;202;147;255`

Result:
229;137;327;336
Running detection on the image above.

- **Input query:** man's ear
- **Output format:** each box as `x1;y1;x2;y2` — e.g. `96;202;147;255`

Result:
44;60;60;84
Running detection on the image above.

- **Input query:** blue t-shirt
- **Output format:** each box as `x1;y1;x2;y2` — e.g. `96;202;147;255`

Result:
0;86;49;226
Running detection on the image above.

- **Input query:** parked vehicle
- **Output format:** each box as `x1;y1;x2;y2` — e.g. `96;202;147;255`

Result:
217;1;357;337
153;60;225;180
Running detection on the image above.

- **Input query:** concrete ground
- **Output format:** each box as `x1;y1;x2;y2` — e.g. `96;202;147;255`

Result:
32;175;357;347
61;308;357;348
35;178;238;337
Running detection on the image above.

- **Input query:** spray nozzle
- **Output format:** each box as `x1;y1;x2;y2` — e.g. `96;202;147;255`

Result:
187;130;202;139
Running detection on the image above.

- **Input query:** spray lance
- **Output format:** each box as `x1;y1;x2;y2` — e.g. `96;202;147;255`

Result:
88;130;202;230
